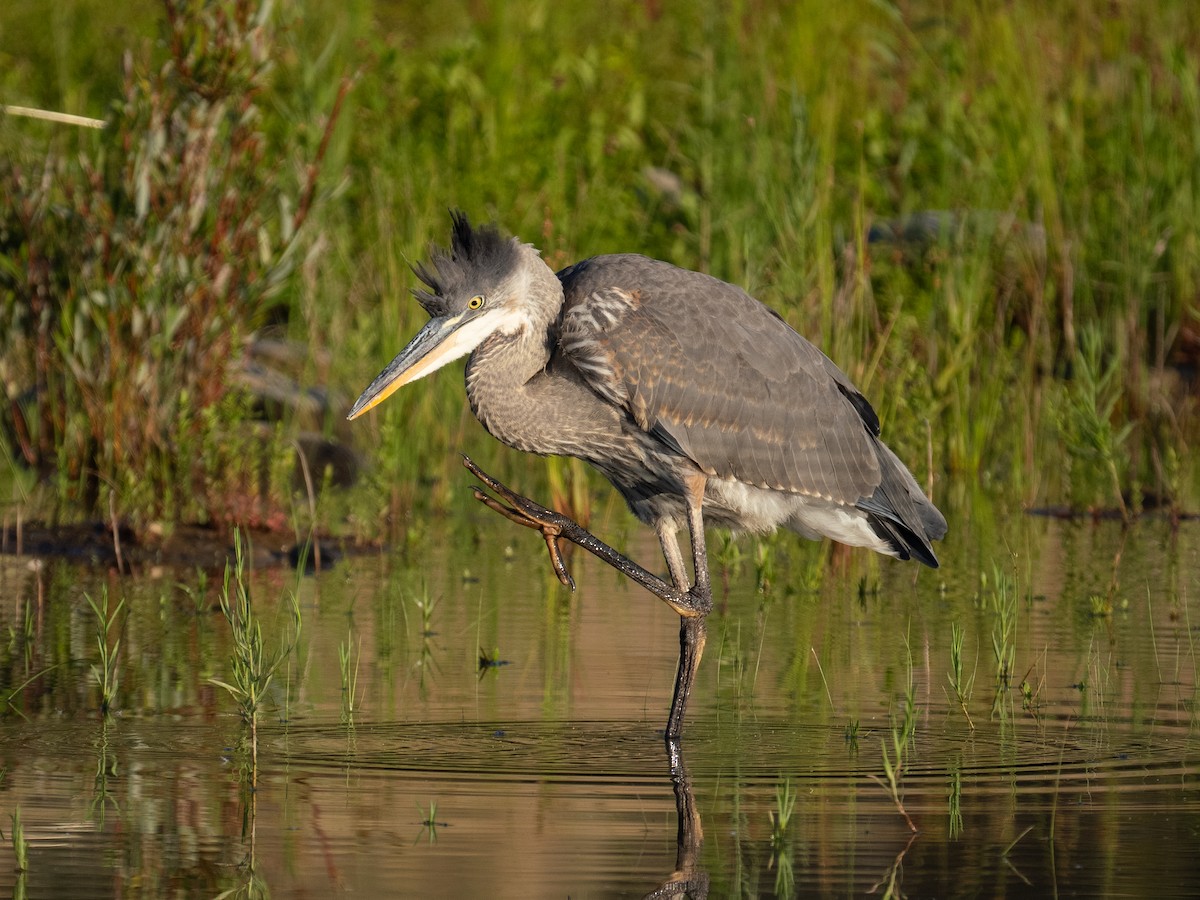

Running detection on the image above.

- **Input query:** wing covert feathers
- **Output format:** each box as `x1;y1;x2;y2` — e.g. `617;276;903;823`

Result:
559;255;882;501
557;254;946;566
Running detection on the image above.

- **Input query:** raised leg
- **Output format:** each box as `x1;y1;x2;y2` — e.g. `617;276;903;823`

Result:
654;520;691;592
463;455;714;738
463;455;710;617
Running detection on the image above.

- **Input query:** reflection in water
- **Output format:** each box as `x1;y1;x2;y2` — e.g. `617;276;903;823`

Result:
90;717;118;825
645;739;709;899
0;515;1196;895
234;731;269;900
868;830;919;897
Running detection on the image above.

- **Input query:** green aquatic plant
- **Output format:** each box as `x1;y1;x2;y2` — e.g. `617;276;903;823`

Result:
1018;650;1047;719
772;842;796;899
10;805;28;872
876;728;917;835
844;719;860;753
84;587;125;714
339;628;362;718
810;646;835;712
713;532;746;578
1088;593;1114;619
211;532;302;737
1002;825;1036;886
1057;327;1136;519
417;801;441;845
947;765;964;841
176;568;211;615
90;718;119;825
871;635;918;833
0;665;57;719
948;621;975;730
753;539;777;594
714;619;754;716
984;564;1018;691
770;779;796;847
411;585;439;638
397;581;441;694
7;595;36;664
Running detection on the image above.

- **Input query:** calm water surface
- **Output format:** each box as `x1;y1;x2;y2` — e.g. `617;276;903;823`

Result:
0;490;1197;897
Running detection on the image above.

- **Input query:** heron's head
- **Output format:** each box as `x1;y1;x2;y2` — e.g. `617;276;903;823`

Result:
348;211;548;420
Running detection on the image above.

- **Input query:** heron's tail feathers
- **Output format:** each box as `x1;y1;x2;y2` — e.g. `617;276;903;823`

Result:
857;441;947;568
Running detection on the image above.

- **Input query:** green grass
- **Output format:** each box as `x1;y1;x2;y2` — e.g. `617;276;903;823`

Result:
948;764;964;841
985;563;1020;711
339;627;362;719
10;805;28;872
1;0;1198;529
871;631;918;833
84;587;124;714
417;800;441;844
1058;327;1137;518
211;531;302;736
948;621;975;729
769;779;796;848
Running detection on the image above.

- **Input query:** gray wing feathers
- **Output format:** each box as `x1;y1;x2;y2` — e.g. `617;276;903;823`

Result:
559;255;883;505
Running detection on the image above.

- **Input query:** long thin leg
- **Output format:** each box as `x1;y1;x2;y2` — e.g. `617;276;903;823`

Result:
681;472;712;605
464;456;709;617
665;473;712;740
666;616;707;739
654;520;691;592
464;455;713;738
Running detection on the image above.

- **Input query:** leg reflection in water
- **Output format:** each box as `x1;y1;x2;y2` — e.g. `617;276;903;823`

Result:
644;738;709;899
465;457;708;895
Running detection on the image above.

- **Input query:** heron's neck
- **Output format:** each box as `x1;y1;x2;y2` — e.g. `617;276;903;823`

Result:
464;269;563;453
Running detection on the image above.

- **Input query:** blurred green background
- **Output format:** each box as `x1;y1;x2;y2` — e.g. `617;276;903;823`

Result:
2;0;1197;539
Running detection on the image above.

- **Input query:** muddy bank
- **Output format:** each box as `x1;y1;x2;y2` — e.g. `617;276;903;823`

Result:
0;520;347;572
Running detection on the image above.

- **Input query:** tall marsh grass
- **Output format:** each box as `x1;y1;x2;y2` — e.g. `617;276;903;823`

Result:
1;0;1198;530
0;0;339;526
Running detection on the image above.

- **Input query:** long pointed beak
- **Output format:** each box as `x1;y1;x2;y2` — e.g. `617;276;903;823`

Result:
347;313;472;420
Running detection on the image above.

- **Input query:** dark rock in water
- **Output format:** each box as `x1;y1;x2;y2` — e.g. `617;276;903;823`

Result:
287;538;343;573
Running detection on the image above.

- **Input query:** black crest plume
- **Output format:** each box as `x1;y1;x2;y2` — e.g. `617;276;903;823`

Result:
411;211;521;316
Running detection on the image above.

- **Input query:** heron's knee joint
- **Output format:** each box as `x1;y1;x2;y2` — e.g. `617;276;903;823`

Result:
669;591;711;618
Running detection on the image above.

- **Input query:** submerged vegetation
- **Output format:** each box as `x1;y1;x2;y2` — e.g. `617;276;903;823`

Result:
0;0;1196;535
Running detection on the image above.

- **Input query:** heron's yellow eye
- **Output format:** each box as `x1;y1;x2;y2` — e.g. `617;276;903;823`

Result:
468;295;484;310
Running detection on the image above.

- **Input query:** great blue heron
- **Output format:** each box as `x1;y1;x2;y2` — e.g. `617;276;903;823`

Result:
349;212;946;739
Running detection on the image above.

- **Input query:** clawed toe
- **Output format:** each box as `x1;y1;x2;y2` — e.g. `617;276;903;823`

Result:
465;456;563;525
466;457;577;590
463;453;710;738
471;487;541;530
464;453;693;620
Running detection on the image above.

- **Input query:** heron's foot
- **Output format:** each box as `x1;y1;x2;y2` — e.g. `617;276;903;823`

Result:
463;455;579;590
463;454;692;613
